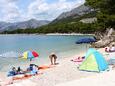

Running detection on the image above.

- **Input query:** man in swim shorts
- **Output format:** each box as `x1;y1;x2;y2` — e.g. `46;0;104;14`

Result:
49;52;57;65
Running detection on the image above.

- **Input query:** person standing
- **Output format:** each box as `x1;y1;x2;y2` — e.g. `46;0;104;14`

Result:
49;52;57;65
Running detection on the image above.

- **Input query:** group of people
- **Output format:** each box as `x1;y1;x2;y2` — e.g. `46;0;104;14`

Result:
7;67;24;77
7;64;39;77
7;52;58;77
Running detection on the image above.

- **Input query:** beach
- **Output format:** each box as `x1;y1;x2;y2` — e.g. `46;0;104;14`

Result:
1;48;114;86
0;51;95;86
56;70;115;86
0;0;114;85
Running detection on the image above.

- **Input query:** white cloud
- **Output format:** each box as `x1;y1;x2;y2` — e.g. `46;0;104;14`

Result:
5;0;19;3
0;0;85;22
28;0;49;15
0;0;22;22
27;0;85;20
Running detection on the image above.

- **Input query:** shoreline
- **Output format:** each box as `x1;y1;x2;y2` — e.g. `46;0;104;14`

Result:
46;33;94;36
0;33;95;36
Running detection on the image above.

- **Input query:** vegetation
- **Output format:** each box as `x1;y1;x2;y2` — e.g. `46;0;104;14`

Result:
2;0;115;34
2;12;98;34
86;0;115;28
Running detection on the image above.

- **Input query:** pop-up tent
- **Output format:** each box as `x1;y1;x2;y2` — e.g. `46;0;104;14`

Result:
79;48;108;72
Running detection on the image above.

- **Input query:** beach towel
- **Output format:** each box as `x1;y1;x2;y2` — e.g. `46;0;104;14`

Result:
13;73;43;81
38;64;54;70
38;65;51;70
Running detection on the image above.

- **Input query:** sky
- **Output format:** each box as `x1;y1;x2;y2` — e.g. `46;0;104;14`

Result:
0;0;85;22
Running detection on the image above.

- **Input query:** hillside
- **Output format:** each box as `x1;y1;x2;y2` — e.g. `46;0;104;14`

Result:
0;19;50;32
2;4;99;34
52;4;95;23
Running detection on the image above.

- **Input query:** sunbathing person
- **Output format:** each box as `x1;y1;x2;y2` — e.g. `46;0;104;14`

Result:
17;67;24;74
27;64;33;71
26;64;39;75
30;65;38;75
7;67;17;77
27;64;38;71
105;45;115;52
71;56;85;62
109;45;115;52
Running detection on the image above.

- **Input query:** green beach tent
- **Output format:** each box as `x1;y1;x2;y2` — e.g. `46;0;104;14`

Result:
79;48;108;72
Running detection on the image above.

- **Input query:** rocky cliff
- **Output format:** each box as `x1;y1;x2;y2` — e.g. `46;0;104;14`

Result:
53;4;95;23
92;28;115;48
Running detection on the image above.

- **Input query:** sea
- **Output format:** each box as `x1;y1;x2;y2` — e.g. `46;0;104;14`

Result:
0;34;93;72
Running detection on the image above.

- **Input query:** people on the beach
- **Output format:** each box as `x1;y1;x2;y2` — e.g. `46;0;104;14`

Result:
49;52;57;65
27;64;38;71
7;67;17;76
71;56;85;63
7;64;39;77
31;65;38;75
17;67;24;74
27;64;38;75
109;45;115;52
105;44;115;52
27;64;33;71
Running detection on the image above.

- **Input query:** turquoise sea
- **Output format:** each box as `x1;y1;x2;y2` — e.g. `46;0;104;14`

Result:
0;34;93;72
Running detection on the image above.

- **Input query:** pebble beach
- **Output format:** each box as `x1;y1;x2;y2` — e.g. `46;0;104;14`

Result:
0;51;94;86
0;48;115;86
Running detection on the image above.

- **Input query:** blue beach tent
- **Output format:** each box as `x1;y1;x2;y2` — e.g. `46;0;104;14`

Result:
79;48;108;72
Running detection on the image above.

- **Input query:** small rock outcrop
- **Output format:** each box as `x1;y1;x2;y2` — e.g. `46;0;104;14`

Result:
92;28;115;48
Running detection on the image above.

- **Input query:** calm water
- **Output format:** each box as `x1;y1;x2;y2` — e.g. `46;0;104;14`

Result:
0;34;92;72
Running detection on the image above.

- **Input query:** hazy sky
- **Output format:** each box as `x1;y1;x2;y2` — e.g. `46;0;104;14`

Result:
0;0;85;22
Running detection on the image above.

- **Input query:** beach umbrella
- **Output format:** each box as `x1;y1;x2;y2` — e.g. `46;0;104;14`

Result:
76;37;96;44
75;37;96;51
22;51;39;61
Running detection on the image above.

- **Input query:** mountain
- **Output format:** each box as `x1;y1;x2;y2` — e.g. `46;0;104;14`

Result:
0;19;50;32
2;4;97;34
52;4;95;23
